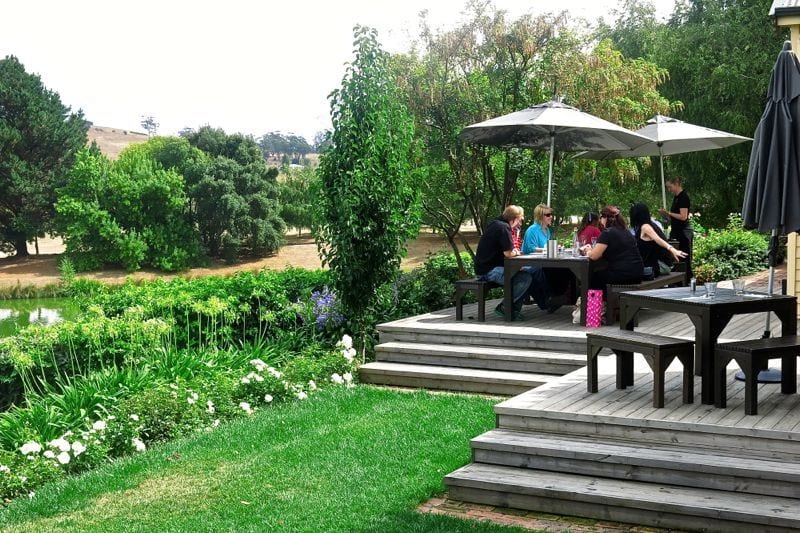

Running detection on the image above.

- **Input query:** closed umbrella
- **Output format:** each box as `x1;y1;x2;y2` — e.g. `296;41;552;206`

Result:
460;99;651;205
741;41;800;381
578;115;751;209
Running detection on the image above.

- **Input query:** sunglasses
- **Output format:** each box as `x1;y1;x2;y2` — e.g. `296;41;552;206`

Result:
544;213;554;217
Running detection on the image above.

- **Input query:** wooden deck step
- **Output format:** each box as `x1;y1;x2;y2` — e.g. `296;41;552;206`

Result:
377;321;586;353
358;362;553;395
445;463;800;532
471;429;800;498
375;341;585;374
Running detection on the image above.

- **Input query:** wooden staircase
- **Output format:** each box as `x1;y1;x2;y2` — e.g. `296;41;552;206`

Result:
445;369;800;532
358;305;587;395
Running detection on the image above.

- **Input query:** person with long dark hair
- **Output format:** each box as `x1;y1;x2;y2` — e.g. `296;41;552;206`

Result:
580;206;644;293
629;202;687;277
577;211;601;246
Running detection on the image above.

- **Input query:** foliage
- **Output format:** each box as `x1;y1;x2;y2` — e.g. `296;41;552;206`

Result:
182;127;286;258
0;55;89;256
315;26;421;336
258;131;313;162
55;148;205;272
279;165;317;235
693;214;768;282
140;115;159;137
602;0;787;226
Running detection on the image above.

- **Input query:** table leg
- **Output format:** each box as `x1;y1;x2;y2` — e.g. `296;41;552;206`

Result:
619;300;640;331
577;266;589;327
690;311;730;405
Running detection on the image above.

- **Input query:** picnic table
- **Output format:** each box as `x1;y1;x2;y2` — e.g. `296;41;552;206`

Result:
504;253;592;325
619;286;797;405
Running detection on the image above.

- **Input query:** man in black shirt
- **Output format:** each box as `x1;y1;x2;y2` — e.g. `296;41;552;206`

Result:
474;205;549;319
659;176;693;277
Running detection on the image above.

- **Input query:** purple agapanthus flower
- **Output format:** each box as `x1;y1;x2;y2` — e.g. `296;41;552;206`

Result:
310;287;344;330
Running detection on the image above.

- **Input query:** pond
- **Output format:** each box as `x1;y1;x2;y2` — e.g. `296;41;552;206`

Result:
0;298;81;338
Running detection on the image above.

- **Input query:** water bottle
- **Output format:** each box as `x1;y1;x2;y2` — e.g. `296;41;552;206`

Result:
690;277;697;294
572;227;579;256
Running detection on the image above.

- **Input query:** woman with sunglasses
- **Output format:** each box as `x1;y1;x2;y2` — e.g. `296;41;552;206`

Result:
521;204;554;254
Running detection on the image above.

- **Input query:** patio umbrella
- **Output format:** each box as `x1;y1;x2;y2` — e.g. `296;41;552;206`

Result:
459;99;652;205
741;41;800;381
578;115;751;209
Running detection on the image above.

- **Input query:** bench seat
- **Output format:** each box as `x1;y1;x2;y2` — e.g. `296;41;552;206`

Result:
587;329;694;408
454;279;501;322
715;335;800;415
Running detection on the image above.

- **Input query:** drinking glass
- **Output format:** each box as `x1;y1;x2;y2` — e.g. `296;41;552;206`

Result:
732;279;746;295
704;281;717;298
591;237;598;247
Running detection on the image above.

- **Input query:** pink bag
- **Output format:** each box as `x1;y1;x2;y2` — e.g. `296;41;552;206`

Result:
586;289;604;328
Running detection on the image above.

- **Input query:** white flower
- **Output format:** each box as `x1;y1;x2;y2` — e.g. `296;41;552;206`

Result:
92;420;107;431
253;374;264;382
170;391;178;398
343;347;357;361
207;400;215;413
250;358;267;371
48;438;71;452
132;438;146;452
343;372;353;383
56;452;71;465
295;391;308;400
72;441;86;456
129;414;140;422
187;396;196;405
20;441;42;455
0;464;9;473
43;450;55;459
169;383;179;390
331;373;344;384
190;392;199;401
107;415;116;420
240;376;251;385
239;402;253;414
212;419;220;428
340;334;353;350
18;476;27;483
264;394;273;403
268;367;282;379
308;380;317;391
28;491;35;499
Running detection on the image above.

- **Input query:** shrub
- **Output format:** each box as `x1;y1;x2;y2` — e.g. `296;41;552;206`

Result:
693;214;768;282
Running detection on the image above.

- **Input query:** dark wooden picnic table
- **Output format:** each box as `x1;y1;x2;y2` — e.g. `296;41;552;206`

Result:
619;286;797;405
504;253;592;325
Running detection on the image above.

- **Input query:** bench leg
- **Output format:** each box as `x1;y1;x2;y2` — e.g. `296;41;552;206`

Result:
782;354;797;395
613;350;634;389
587;344;602;393
476;286;486;322
680;352;694;404
715;355;729;409
652;351;670;408
454;288;466;321
743;358;759;416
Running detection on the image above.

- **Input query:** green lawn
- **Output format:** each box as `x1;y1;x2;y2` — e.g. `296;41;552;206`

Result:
0;386;526;532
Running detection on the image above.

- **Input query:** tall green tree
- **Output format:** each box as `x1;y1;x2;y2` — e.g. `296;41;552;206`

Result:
279;166;317;236
315;26;421;336
0;55;88;256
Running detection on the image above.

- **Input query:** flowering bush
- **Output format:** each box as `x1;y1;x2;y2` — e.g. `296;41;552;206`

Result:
309;287;344;331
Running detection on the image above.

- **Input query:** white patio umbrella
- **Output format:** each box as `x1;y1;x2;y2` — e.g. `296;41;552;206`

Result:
577;115;752;209
459;100;652;205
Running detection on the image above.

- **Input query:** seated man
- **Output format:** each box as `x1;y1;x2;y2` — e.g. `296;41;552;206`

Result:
474;205;547;319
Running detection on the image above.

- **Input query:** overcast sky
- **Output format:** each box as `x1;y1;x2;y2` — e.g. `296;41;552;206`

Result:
1;0;676;142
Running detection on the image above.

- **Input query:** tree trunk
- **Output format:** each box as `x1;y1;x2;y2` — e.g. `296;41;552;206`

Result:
14;236;29;257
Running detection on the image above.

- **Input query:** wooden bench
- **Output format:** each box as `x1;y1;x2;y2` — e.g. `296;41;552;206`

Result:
607;271;687;324
454;279;501;322
587;330;694;408
715;335;800;415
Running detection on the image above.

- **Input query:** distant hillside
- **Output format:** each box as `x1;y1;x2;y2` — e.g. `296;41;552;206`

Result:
87;126;149;159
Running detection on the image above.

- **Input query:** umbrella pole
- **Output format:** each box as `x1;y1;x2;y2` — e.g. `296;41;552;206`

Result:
659;145;667;210
547;132;555;206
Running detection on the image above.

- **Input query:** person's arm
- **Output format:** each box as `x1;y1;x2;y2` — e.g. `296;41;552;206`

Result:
641;224;687;261
504;247;521;258
585;242;607;261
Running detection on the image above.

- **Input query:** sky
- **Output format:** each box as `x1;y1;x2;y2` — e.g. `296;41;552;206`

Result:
2;0;676;143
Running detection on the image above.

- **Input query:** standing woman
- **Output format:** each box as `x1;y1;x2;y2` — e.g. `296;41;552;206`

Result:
582;206;644;294
658;176;692;277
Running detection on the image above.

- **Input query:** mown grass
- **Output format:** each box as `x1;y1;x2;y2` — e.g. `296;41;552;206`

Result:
0;386;526;532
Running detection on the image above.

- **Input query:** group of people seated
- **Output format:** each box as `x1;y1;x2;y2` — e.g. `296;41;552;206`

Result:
474;177;692;321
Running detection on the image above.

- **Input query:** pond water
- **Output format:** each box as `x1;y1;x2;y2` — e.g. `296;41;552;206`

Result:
0;298;81;338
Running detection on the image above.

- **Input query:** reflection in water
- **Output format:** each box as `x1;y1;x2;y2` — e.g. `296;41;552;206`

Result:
0;298;80;337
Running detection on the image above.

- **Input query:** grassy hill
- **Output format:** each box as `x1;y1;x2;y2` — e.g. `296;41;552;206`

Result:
86;126;149;159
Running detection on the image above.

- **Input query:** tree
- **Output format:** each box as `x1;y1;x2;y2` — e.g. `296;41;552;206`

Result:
279;166;317;236
0;55;88;256
258;131;312;163
315;25;421;336
183;127;286;259
312;129;332;153
140;115;159;137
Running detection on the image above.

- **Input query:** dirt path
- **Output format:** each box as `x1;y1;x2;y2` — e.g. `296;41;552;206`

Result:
0;231;479;289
